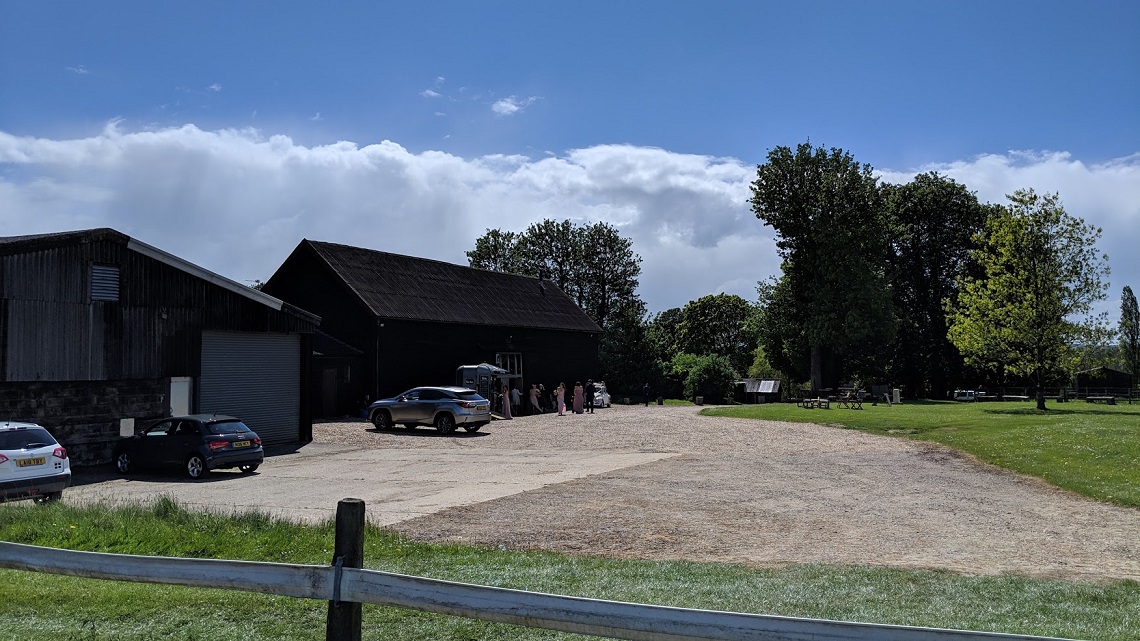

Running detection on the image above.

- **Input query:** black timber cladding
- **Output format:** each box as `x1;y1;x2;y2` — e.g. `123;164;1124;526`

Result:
0;228;318;381
263;240;602;411
0;228;320;462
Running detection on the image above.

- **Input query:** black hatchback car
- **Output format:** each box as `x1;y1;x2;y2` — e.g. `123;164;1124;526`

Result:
113;414;263;479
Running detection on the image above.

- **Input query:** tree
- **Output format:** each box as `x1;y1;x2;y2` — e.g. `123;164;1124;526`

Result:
882;173;990;398
749;141;895;390
676;293;758;374
946;189;1111;410
1121;286;1140;387
467;219;641;329
670;353;737;404
598;298;663;396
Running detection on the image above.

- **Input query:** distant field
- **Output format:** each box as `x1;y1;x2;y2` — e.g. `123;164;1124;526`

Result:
704;399;1140;507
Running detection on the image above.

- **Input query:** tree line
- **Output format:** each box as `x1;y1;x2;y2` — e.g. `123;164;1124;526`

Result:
468;140;1134;408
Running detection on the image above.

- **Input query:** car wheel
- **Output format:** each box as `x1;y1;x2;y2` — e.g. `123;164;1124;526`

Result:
115;451;132;474
33;491;62;505
371;410;393;430
186;455;208;479
463;424;481;433
240;464;259;473
435;414;456;434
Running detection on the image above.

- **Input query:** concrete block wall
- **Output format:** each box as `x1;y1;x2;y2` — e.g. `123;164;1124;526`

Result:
0;379;167;466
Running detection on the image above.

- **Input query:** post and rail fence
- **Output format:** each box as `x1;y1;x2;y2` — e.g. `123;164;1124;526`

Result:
0;498;1075;641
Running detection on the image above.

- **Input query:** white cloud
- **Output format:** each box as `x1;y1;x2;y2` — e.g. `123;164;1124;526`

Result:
208;83;222;92
491;95;539;116
65;65;88;75
0;124;1136;317
420;89;441;98
309;112;322;121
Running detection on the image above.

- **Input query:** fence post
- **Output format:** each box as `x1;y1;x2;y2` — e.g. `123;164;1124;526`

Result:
327;498;365;641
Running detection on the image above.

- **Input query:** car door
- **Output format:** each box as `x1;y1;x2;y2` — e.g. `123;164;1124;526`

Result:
408;389;438;425
165;420;203;465
134;420;175;468
389;389;421;424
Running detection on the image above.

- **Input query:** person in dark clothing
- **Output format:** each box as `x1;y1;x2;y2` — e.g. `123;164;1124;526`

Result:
584;379;596;413
642;382;650;406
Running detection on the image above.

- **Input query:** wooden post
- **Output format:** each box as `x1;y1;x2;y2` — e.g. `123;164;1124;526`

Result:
327;498;365;641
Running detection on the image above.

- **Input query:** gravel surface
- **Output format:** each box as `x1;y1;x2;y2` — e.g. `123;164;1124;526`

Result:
315;404;1140;583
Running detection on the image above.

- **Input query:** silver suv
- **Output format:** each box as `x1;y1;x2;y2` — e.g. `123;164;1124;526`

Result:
1;422;72;504
368;386;491;434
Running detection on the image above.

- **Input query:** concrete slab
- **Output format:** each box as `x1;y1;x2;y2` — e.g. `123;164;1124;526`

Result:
65;443;678;526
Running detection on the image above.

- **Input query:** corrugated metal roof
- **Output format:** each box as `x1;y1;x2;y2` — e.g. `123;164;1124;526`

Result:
305;240;601;333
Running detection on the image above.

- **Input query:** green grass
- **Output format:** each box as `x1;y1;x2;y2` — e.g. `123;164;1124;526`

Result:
2;499;1138;640
704;399;1140;507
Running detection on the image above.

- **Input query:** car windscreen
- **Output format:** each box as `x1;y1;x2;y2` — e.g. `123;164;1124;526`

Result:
207;421;253;435
455;391;486;401
0;428;58;450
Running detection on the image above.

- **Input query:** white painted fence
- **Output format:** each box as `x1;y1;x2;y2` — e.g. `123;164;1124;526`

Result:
0;541;1071;641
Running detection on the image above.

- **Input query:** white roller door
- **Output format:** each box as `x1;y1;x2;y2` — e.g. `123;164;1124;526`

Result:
200;331;300;444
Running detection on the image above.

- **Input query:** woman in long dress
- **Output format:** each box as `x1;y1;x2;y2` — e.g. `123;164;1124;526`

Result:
501;384;512;419
573;381;584;414
556;383;566;415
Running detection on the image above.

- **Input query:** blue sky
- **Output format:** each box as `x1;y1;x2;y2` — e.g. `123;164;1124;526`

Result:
2;1;1138;316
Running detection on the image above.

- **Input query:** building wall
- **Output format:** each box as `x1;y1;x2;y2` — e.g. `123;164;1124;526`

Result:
374;319;600;400
0;379;167;465
1;236;316;382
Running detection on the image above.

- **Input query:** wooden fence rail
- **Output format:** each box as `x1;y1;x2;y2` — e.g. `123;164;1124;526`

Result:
0;499;1073;641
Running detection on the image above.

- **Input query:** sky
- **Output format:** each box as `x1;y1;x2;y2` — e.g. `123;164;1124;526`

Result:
1;1;1138;318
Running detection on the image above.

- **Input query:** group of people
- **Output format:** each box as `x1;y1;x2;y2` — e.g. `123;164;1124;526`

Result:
499;379;599;419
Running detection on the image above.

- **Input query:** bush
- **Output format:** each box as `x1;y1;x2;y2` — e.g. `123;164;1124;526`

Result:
672;353;737;404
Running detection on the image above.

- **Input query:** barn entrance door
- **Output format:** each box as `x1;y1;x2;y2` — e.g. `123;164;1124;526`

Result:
170;377;193;416
200;331;300;445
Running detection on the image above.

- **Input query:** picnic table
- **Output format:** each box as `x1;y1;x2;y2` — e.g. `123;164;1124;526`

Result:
837;388;865;409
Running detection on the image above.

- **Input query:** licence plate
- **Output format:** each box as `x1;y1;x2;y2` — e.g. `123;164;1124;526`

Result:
477;405;488;411
232;440;251;448
16;457;45;467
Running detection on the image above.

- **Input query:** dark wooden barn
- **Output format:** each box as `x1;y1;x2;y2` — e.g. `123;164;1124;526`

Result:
0;228;319;464
262;240;602;417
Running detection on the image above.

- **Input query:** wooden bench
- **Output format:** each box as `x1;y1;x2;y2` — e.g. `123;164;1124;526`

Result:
801;397;830;409
1087;396;1116;405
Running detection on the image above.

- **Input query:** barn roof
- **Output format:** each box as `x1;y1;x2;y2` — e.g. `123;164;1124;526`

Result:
301;240;601;333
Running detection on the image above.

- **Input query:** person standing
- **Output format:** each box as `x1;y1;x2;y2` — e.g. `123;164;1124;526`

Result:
529;383;540;415
501;384;512;419
584;379;596;414
556;382;566;416
573;381;584;414
538;383;548;413
509;384;521;418
643;382;651;406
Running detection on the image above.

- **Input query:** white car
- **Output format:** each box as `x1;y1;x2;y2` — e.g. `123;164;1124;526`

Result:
591;382;612;408
0;421;72;504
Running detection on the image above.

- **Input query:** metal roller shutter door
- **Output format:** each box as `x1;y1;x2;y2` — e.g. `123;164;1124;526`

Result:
200;331;300;445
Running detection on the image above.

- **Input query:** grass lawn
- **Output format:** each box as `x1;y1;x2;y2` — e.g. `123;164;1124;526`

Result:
703;399;1140;507
2;498;1138;640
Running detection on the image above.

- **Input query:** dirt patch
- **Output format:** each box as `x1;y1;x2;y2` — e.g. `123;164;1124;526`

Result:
315;405;1140;583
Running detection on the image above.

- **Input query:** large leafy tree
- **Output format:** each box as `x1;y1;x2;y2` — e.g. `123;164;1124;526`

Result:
882;173;990;398
749;141;895;390
467;219;642;329
676;293;758;374
946;189;1110;410
1121;286;1140;386
598;298;663;396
